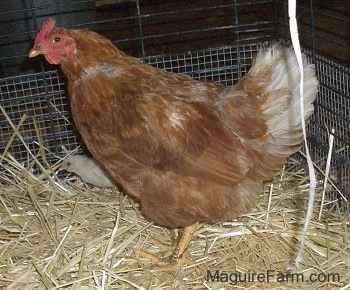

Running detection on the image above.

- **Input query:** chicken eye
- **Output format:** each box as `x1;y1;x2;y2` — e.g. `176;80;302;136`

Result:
53;37;60;43
66;162;71;166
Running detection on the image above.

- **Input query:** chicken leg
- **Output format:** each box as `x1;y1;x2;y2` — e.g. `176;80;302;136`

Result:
140;222;198;270
171;222;198;263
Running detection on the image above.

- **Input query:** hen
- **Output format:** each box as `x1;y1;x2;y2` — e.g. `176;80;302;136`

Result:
29;18;318;267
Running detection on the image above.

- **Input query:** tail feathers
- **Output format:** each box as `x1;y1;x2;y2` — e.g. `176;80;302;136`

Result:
218;45;318;180
255;46;318;152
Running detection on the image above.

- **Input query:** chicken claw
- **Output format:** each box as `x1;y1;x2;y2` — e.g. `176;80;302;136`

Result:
140;223;198;270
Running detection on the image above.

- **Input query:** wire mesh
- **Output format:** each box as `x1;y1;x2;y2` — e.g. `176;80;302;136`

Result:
0;71;80;164
0;44;261;164
0;0;349;199
305;53;350;195
0;0;275;77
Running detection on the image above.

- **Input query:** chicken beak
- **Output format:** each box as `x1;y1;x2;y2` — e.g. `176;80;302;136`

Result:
28;48;46;58
59;164;67;171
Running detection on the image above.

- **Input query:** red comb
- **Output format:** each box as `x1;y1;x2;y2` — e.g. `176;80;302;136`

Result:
34;18;56;45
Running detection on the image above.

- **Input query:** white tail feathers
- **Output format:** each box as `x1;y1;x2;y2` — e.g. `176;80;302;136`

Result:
250;45;318;156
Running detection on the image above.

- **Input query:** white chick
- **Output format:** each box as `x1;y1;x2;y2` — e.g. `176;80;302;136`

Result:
60;155;116;187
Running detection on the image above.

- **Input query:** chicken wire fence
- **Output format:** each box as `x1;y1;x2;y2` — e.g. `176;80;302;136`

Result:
0;1;349;200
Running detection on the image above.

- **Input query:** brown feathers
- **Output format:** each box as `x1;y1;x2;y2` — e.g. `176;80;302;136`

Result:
30;21;318;228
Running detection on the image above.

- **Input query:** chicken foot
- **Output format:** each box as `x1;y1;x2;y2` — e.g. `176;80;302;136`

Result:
140;222;198;270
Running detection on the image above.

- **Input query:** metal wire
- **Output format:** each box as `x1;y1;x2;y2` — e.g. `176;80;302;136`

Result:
1;1;276;77
0;0;349;197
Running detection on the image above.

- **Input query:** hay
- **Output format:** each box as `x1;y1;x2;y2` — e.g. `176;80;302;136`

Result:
0;110;349;289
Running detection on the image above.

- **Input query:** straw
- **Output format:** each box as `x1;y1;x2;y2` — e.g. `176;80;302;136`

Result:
0;106;349;289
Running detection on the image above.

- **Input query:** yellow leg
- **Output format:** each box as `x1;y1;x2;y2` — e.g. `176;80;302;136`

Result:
171;222;198;264
140;222;198;270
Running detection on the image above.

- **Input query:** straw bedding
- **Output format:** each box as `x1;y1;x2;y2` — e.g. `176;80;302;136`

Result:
0;112;349;290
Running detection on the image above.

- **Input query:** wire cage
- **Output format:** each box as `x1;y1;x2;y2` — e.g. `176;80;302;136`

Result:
0;0;349;199
1;1;350;289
